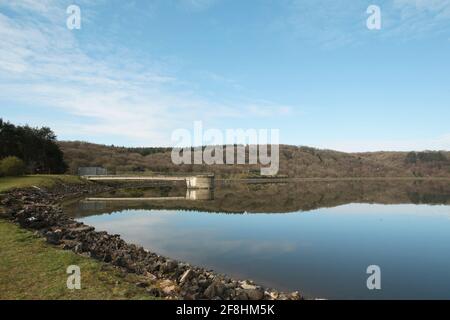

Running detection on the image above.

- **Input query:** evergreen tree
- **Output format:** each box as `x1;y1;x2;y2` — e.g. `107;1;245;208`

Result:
0;119;68;174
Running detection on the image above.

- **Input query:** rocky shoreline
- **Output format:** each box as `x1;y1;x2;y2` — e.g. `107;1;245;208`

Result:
0;182;302;300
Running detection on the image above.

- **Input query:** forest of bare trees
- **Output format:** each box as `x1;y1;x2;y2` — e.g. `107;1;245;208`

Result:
59;141;450;178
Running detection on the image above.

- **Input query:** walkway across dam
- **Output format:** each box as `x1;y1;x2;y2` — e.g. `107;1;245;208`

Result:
82;174;215;189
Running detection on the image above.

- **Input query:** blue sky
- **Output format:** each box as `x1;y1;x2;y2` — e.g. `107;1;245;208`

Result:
0;0;449;151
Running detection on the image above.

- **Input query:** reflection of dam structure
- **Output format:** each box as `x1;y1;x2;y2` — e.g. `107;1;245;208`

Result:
185;188;214;200
83;174;215;189
79;200;107;211
65;180;450;218
85;188;214;202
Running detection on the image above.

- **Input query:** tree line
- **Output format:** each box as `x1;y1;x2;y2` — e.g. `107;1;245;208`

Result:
405;151;449;164
0;119;67;175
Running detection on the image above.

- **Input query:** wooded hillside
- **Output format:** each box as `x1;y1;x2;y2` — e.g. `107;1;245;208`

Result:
59;141;450;178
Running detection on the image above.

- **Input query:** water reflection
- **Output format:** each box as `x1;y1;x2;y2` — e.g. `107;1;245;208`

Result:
63;180;450;299
186;188;214;201
65;179;450;217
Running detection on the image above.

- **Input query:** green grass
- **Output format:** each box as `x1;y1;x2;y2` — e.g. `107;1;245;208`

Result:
0;220;153;300
0;175;87;193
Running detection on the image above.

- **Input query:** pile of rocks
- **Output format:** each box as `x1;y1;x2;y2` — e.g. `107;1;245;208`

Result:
0;185;302;300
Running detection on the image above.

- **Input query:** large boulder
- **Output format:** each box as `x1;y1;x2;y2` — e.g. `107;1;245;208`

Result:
45;229;63;245
179;269;195;285
203;279;226;299
244;288;264;300
161;259;178;273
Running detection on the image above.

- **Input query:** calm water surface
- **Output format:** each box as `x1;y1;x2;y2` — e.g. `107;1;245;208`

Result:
65;180;450;299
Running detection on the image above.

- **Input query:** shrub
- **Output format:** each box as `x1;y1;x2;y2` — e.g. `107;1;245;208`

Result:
406;151;448;164
0;156;26;177
405;152;417;164
417;151;448;163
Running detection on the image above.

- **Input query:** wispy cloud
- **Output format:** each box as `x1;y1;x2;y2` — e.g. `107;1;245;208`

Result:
385;0;450;38
273;0;366;47
274;0;450;47
0;0;179;144
177;0;219;11
0;0;291;146
394;0;450;17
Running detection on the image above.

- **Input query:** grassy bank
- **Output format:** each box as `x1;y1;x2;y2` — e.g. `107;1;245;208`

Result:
0;220;152;300
0;175;87;193
0;175;154;299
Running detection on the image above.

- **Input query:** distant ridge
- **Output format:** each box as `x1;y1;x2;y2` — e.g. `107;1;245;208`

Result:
59;141;450;178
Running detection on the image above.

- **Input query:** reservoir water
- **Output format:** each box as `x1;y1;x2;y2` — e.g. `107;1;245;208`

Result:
64;180;450;299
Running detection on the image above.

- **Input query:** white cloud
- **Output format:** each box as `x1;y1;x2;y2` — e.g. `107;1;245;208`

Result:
393;0;450;16
275;0;450;47
383;0;450;38
0;0;292;146
0;1;180;145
